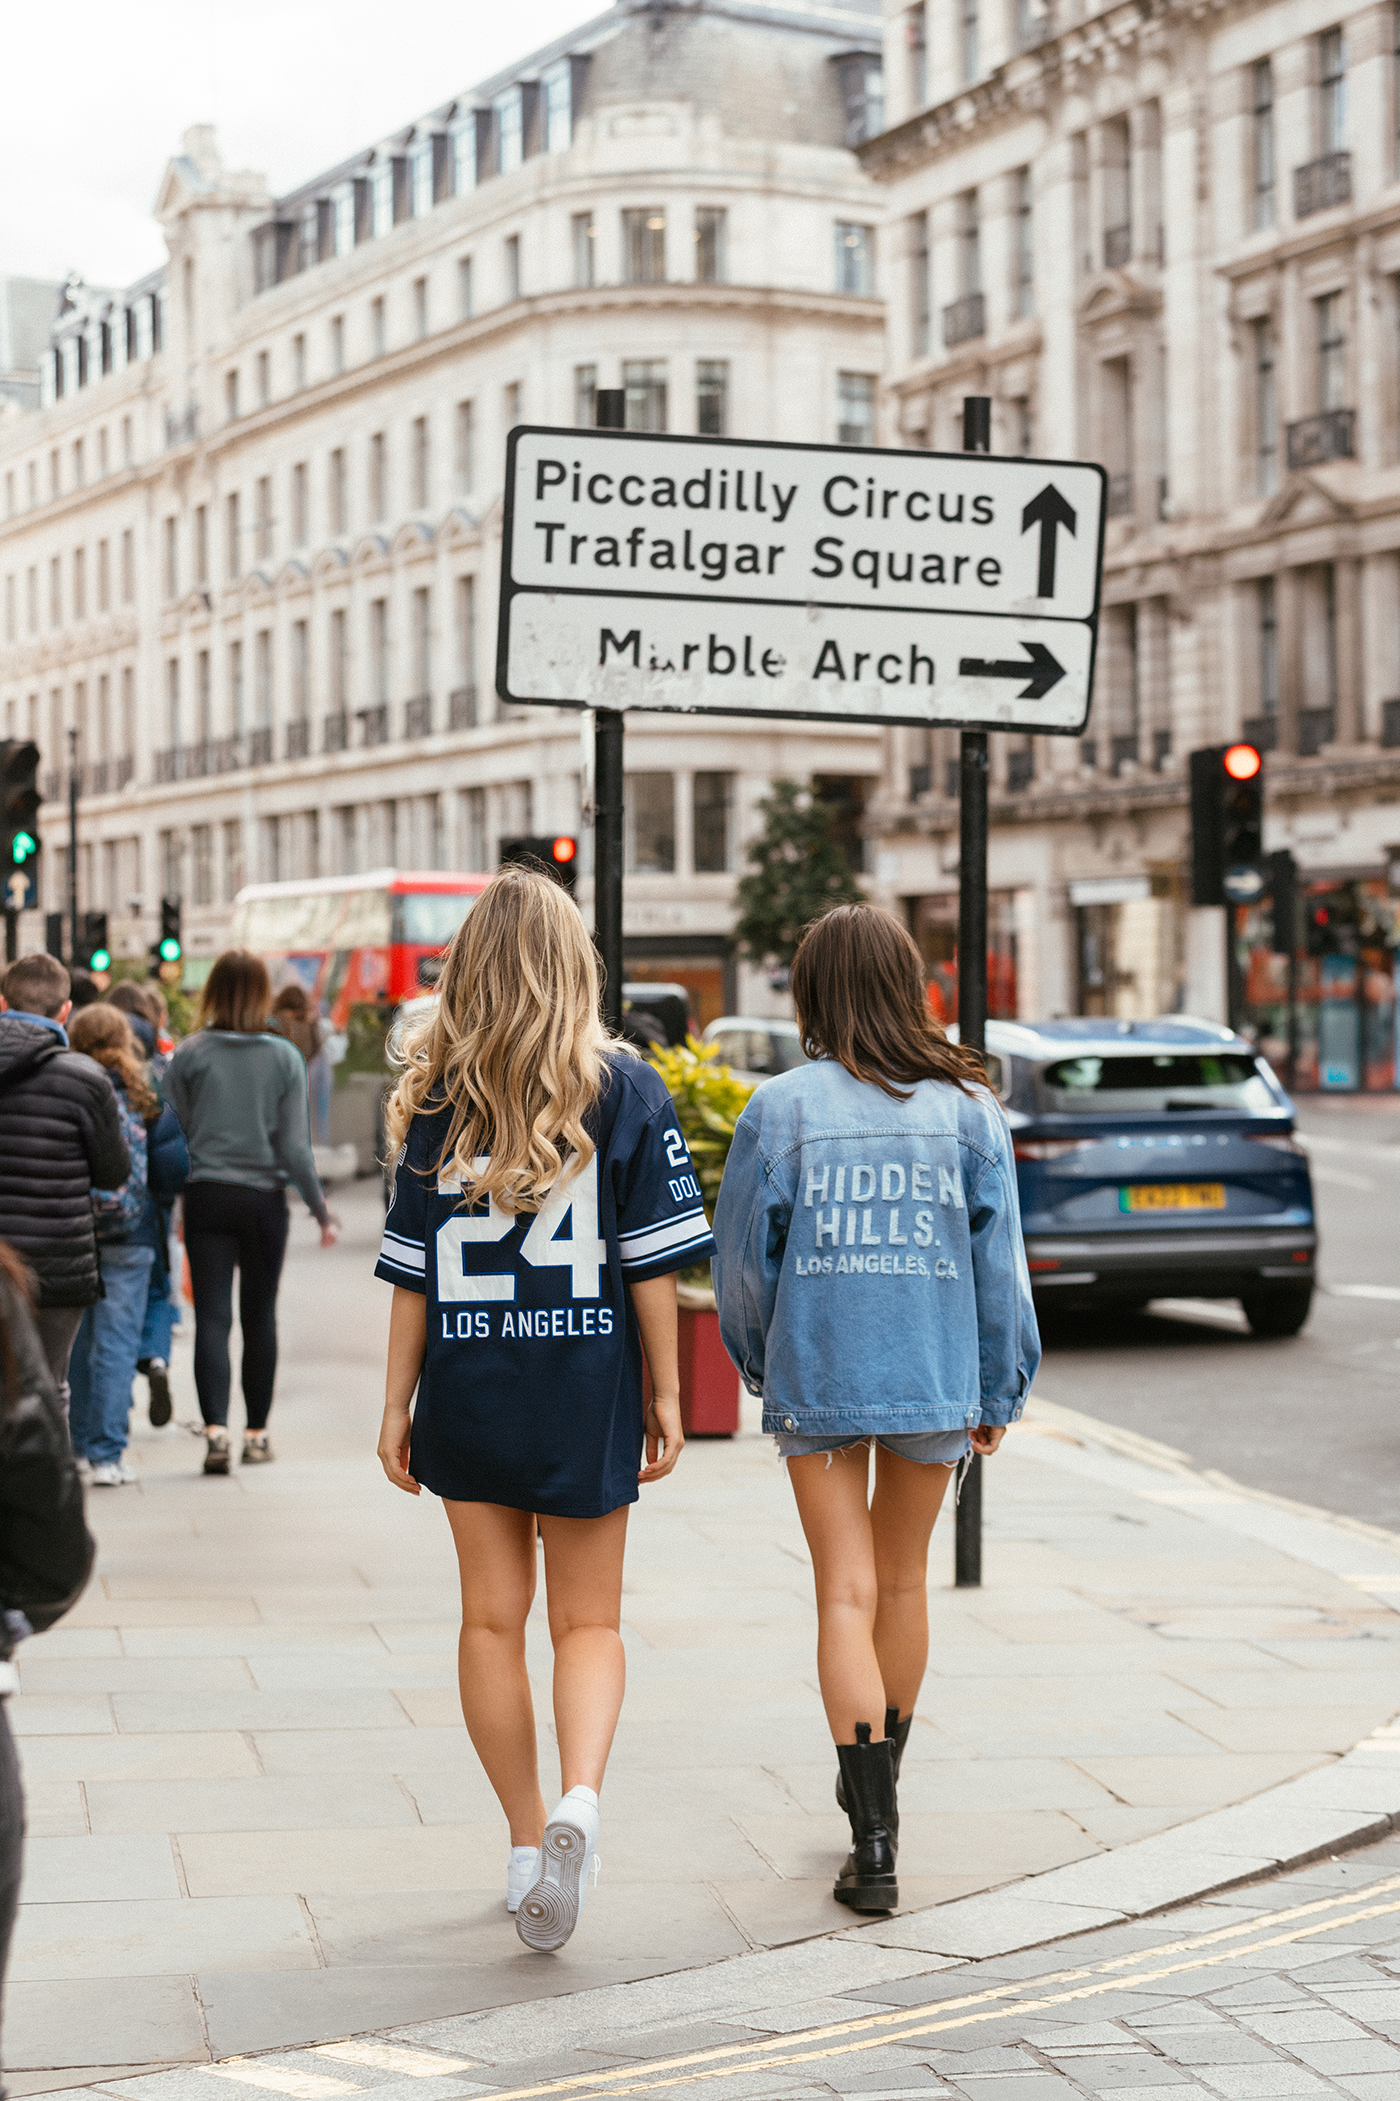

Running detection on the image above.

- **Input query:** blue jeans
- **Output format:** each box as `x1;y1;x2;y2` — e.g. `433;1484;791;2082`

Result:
138;1264;178;1365
69;1243;156;1466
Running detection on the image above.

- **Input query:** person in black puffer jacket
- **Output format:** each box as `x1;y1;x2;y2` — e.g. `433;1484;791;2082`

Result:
0;1239;95;2101
0;954;129;1408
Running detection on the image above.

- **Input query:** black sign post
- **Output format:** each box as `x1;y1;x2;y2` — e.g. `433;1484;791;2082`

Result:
594;389;626;1033
955;398;991;1590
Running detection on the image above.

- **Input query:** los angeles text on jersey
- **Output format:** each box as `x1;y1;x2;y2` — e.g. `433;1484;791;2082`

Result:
440;1306;617;1341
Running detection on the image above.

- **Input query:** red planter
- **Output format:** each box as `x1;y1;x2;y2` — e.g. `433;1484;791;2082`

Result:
642;1302;739;1437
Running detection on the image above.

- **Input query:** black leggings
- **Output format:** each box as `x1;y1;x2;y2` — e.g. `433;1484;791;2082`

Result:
184;1182;290;1430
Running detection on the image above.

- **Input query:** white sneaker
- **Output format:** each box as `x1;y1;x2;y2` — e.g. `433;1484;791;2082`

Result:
89;1460;135;1487
516;1786;600;1953
506;1845;540;1913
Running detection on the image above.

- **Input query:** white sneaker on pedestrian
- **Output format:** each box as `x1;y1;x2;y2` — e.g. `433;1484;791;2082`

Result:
506;1845;540;1913
89;1460;135;1487
515;1786;600;1953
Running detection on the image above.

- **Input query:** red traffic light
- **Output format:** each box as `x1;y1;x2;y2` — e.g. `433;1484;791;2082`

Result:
1223;742;1262;781
551;836;576;863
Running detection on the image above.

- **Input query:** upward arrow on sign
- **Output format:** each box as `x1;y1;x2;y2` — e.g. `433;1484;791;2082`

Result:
1021;484;1077;599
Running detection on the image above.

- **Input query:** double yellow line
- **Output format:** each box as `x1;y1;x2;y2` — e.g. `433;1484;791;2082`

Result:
477;1872;1400;2099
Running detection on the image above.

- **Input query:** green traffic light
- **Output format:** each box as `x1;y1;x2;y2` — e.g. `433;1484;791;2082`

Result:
11;832;36;865
89;948;111;971
159;937;182;962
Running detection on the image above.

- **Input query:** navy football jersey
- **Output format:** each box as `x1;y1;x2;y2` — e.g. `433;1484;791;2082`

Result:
375;1053;715;1517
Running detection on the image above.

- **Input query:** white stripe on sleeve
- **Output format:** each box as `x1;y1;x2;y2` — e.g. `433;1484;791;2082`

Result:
617;1208;712;1267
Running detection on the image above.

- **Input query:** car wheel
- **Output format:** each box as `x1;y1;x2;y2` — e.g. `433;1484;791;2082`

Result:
1240;1284;1313;1338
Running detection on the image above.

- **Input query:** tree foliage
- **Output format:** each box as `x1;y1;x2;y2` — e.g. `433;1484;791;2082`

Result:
732;778;864;973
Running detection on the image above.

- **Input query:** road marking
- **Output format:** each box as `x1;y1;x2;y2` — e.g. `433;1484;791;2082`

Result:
203;2067;365;2098
315;2044;477;2076
1329;1284;1400;1303
467;1874;1400;2101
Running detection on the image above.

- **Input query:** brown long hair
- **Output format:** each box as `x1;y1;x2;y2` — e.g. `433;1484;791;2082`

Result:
199;949;272;1034
790;904;986;1101
68;1004;160;1121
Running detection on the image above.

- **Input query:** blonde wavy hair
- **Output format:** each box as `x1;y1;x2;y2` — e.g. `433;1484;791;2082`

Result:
384;865;624;1211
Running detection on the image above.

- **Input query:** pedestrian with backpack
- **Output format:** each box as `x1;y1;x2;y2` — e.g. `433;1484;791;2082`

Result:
374;866;710;1953
66;1006;189;1487
712;904;1040;1914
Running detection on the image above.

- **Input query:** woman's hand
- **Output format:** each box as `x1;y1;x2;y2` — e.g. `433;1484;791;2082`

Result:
319;1215;340;1249
640;1395;684;1484
970;1423;1008;1456
377;1399;419;1493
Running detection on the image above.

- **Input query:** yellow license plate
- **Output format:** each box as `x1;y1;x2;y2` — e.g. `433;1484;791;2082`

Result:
1120;1183;1226;1212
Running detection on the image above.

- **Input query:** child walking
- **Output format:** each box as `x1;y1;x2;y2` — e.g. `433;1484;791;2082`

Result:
375;867;713;1952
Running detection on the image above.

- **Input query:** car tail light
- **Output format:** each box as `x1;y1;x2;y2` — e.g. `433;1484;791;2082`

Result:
1014;1139;1096;1161
1028;1258;1061;1271
1245;1133;1307;1154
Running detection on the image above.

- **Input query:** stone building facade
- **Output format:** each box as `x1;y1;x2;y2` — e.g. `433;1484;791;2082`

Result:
0;0;886;1024
862;0;1400;1087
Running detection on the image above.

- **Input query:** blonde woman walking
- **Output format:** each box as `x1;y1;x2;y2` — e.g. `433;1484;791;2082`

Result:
375;867;712;1952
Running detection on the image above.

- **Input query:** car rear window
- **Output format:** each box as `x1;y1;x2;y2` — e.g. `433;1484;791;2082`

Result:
711;1028;807;1076
1037;1052;1276;1114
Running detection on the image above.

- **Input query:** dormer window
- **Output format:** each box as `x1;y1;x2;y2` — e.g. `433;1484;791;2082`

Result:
542;59;573;151
332;184;355;256
371;161;394;237
495;86;524;174
833;53;884;145
411;138;434;216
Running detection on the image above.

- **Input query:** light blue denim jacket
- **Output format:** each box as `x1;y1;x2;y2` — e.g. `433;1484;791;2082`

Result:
711;1059;1040;1436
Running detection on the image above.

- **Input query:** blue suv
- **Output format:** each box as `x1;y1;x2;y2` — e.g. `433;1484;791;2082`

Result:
983;1017;1316;1338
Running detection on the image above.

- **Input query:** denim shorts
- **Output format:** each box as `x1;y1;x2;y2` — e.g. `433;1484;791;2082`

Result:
774;1428;971;1467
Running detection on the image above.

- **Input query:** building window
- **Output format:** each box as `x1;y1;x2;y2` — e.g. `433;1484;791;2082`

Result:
196;650;212;742
543;58;573;151
371;161;393;237
693;772;732;873
370;431;386;520
72;547;85;620
370;295;386;357
452;115;477;196
412;586;431;695
459;256;474;318
838;371;876;446
696;360;728;437
1317;291;1346;409
254;630;273;728
835;222;874;296
292;462;308;547
226;492;240;580
625;773;676;874
72;439;84;488
330;608;347;711
222;819;245;902
958;189;981;295
495;86;524;174
1320;26;1346;154
255;475;272;561
330;314;345;373
24;565;36;635
460;786;486;872
192;825;214;906
504;234;521;302
166;659;181;748
329;448;346;534
960;0;979;83
623;360;667;432
504;380;521;428
256;350;270;407
572;212;595;288
910;212;930;357
908;2;927;107
48;558;60;628
455;401;475;495
411;140;434;218
370;599;389;707
1258;575;1278;722
623;209;666;284
229;638;244;736
456;575;477;703
193;508;206;585
1253;317;1278;494
1014;168;1034;318
163;518;178;601
290;332;306;390
574;364;597;429
695;207;727;283
411;415;430;509
1011;395;1033;452
121;529;134;603
1252;60;1276;230
332;187;354;257
413;276;429;338
225;369;239;421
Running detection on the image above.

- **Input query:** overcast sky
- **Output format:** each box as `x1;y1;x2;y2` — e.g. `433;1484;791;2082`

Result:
1;0;600;291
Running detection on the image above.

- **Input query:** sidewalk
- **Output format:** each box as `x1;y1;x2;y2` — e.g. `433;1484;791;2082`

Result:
7;1183;1400;2088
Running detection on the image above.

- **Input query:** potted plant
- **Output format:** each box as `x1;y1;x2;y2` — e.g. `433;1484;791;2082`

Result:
646;1038;758;1436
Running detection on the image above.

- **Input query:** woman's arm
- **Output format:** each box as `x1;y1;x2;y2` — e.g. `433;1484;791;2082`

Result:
627;1272;684;1484
377;1286;427;1493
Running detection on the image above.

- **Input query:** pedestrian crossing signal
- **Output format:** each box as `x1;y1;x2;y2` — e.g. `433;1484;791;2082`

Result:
81;911;110;973
499;835;579;896
0;741;41;882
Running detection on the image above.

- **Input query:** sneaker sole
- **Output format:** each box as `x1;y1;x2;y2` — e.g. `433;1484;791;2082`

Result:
515;1820;589;1952
203;1453;231;1476
148;1374;172;1428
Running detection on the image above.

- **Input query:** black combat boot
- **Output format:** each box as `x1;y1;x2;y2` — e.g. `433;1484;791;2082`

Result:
832;1722;899;1912
836;1705;912;1825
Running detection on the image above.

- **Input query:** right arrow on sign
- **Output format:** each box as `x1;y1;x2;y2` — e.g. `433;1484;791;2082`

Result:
1020;484;1077;598
957;640;1067;700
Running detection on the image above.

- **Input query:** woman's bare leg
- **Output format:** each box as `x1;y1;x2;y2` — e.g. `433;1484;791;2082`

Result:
787;1445;887;1742
539;1506;630;1794
443;1499;546;1846
870;1445;956;1719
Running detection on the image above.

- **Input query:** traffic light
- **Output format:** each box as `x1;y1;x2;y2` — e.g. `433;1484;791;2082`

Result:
80;911;110;973
1189;742;1264;907
499;834;579;896
0;741;41;885
150;896;182;976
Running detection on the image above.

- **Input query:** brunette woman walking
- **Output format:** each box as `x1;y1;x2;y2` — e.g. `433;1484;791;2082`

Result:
375;867;710;1952
712;904;1040;1913
163;951;337;1474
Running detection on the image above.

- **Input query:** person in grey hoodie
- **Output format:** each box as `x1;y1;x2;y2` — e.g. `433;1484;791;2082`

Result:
162;950;337;1475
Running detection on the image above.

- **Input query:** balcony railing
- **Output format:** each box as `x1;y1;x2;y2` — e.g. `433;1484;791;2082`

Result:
1007;749;1035;792
323;711;349;753
1286;408;1354;470
1241;714;1279;753
285;719;310;760
1382;699;1400;750
1106;473;1133;517
404;694;432;738
1298;706;1334;757
357;703;390;747
248;726;273;766
1293;151;1351;218
1103;225;1131;268
942;291;985;349
449;685;479;731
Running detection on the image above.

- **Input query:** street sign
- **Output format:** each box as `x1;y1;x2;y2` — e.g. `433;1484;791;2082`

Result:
498;429;1106;735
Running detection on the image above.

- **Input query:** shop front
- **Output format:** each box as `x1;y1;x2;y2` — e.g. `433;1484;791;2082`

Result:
906;891;1019;1024
1240;873;1399;1092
